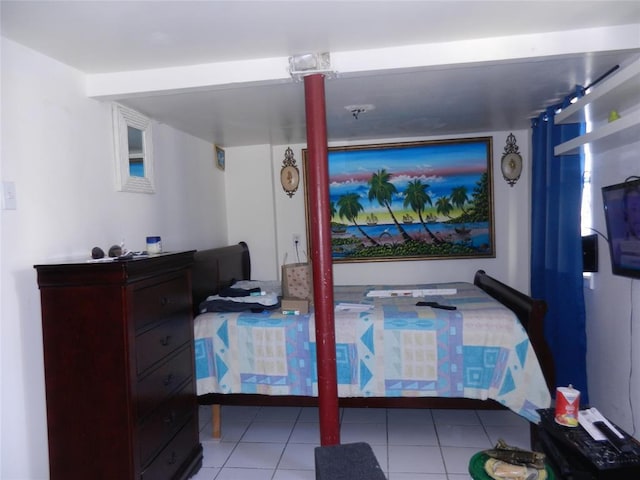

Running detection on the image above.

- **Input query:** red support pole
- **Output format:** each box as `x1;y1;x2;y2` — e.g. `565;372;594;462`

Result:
303;73;340;446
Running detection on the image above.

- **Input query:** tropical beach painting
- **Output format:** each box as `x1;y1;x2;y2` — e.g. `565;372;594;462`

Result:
303;137;495;263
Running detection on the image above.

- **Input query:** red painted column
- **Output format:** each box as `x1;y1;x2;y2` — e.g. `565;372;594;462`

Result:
303;73;340;446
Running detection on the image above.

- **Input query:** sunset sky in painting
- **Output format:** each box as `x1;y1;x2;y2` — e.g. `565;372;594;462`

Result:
329;140;488;182
326;139;490;212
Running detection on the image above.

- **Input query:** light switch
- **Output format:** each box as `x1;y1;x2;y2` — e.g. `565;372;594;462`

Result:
2;181;17;210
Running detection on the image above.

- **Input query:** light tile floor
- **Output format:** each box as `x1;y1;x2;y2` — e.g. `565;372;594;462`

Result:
192;405;532;480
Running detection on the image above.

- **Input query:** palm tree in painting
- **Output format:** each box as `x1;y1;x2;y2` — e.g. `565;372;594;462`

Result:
368;169;413;243
329;201;337;221
436;195;454;219
337;193;379;245
450;186;470;215
403;180;441;243
469;172;490;221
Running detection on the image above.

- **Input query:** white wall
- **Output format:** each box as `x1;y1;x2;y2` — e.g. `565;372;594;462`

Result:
0;38;228;479
227;131;533;294
586;137;640;436
225;144;280;280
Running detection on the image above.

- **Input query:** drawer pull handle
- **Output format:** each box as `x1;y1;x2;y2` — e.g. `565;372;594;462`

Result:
163;411;177;425
160;296;169;306
160;335;171;346
163;374;174;386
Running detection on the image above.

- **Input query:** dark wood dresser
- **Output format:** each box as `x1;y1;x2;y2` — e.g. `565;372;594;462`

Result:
35;251;203;480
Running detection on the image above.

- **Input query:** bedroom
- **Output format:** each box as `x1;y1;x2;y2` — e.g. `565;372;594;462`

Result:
2;1;640;479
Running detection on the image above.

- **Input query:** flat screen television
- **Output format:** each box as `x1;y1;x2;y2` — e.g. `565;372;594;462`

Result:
602;178;640;279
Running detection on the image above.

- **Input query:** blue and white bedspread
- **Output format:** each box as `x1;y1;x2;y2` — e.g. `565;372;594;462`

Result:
194;282;551;422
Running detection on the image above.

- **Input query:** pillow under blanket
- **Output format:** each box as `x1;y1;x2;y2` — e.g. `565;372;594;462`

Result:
232;279;282;297
199;290;281;314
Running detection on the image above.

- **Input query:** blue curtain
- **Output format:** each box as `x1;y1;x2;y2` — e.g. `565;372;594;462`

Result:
531;98;589;403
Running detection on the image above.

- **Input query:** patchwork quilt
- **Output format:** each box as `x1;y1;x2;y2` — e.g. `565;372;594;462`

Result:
194;282;551;422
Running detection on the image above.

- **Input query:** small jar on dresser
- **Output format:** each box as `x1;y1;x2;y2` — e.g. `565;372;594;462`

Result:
35;251;202;480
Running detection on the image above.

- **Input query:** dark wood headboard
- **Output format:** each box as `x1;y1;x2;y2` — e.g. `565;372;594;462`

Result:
191;242;251;315
474;269;555;392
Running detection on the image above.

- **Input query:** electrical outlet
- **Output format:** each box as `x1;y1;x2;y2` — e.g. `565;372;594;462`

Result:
1;181;17;210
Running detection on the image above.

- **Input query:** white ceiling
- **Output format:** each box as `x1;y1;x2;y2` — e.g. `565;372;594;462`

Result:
2;1;640;147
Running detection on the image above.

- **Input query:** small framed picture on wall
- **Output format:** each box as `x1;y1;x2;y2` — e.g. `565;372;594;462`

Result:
215;145;225;171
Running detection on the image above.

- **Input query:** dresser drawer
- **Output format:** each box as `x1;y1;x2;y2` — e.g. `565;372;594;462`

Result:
136;315;192;375
140;416;199;480
132;274;191;331
139;380;196;467
137;346;193;419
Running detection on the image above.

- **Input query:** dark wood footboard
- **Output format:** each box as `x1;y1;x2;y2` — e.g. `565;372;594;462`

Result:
473;269;555;393
198;392;512;410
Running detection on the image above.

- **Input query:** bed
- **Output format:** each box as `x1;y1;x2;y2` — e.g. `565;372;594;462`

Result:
191;242;555;438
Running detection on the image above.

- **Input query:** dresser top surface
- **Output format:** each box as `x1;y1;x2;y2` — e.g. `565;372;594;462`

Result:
35;250;195;268
35;250;196;287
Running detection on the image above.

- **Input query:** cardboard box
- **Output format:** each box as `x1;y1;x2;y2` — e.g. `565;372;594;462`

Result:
281;298;309;315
